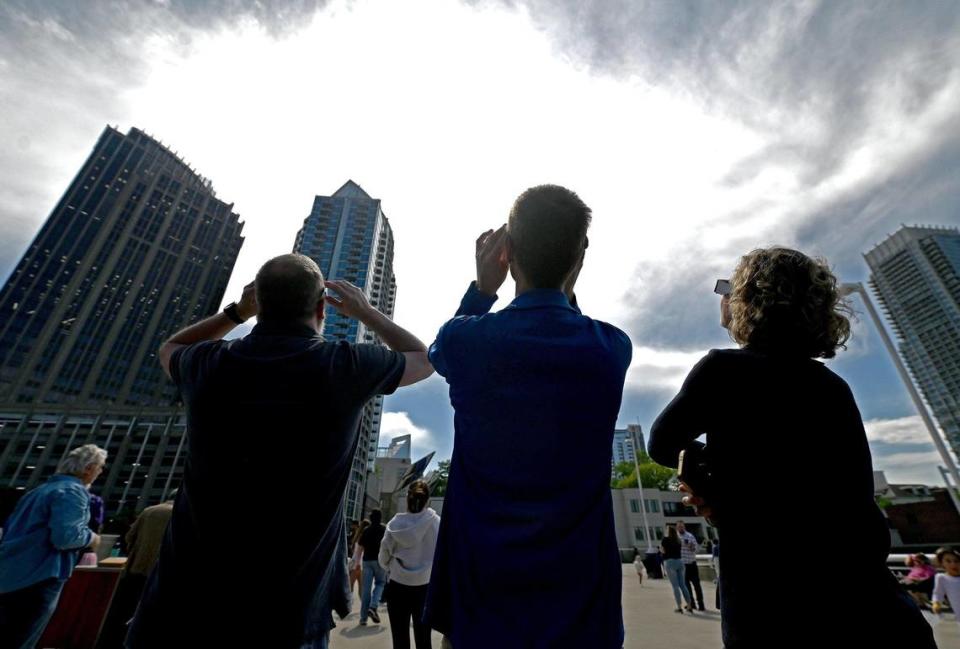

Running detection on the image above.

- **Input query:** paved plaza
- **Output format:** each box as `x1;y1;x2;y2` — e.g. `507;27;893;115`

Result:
330;565;960;648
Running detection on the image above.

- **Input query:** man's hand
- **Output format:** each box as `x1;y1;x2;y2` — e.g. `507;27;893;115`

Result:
325;280;432;386
237;281;258;320
88;533;101;552
680;482;716;524
932;602;942;615
324;280;375;322
476;225;509;297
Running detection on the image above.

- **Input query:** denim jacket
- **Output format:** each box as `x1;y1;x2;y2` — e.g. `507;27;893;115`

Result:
0;474;92;593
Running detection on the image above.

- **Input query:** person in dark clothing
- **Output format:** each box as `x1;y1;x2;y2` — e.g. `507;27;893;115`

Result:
88;494;105;533
660;526;693;614
424;186;631;648
95;494;175;649
359;509;387;626
125;254;434;649
648;247;937;648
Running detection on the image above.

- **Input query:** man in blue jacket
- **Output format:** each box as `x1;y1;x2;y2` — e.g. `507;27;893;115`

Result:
0;444;107;648
424;186;633;648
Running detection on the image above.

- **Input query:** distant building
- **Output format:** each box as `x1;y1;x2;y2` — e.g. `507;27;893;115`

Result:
612;424;645;476
610;487;715;554
874;471;960;547
382;434;412;460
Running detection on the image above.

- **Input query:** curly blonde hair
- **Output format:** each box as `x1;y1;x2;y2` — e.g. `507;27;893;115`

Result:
728;247;851;359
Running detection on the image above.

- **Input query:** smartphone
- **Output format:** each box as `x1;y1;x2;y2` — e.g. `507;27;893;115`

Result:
677;441;712;500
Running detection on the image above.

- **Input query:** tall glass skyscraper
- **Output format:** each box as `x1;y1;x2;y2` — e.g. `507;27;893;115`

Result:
612;424;645;477
865;225;960;458
0;126;244;514
293;180;396;522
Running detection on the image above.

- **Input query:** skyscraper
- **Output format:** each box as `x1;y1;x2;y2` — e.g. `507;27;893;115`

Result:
865;225;960;458
0;126;244;513
293;180;396;521
612;424;645;476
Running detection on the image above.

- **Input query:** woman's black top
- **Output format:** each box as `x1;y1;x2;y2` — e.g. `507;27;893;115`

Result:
648;348;936;648
660;537;681;560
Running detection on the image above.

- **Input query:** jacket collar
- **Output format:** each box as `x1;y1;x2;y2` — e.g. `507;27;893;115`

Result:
504;289;577;312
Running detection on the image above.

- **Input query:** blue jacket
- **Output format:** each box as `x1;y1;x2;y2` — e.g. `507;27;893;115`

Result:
424;283;632;649
0;474;93;593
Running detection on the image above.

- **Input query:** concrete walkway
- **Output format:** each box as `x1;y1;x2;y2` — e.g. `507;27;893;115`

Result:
330;565;959;648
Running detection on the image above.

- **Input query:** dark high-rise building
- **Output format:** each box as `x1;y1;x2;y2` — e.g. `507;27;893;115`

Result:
294;180;396;521
865;225;960;458
0;126;243;513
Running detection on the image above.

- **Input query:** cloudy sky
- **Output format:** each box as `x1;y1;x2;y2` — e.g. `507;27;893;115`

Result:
1;0;959;484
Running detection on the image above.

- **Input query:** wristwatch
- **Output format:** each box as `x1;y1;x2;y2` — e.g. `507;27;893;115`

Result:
223;302;246;324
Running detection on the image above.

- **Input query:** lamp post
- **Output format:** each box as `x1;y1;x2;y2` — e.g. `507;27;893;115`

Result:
631;425;655;553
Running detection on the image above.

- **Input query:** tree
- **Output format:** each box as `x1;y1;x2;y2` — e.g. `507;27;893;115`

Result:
429;459;451;497
611;454;677;491
612;461;636;483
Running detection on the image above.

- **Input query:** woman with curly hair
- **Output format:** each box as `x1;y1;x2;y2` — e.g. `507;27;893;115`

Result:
648;247;936;648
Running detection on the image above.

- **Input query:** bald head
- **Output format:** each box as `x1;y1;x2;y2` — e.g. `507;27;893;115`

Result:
255;254;325;323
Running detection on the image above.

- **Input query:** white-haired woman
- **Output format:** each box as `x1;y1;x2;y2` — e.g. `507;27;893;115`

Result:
0;444;107;649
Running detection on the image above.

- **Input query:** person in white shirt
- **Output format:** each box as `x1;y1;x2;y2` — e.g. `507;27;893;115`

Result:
933;546;960;630
349;520;370;594
380;480;441;649
633;549;647;586
676;521;705;611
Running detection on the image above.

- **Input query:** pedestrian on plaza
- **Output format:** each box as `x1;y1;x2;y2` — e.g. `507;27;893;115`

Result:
900;553;937;606
125;254;434;649
348;520;359;556
380;480;441;649
932;547;960;631
0;444;107;649
648;246;937;647
712;539;720;609
359;509;388;626
350;520;370;594
95;492;176;649
78;491;106;566
633;549;647;587
88;493;105;534
424;186;631;648
661;525;694;614
676;521;705;611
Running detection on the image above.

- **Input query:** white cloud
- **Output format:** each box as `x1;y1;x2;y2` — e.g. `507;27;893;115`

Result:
864;415;954;486
380;411;438;457
626;346;708;392
864;415;936;446
873;451;944;486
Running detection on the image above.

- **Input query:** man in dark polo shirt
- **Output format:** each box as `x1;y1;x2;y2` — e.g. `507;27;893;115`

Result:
126;254;433;649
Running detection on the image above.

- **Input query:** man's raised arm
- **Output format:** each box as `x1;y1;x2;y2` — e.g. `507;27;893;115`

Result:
324;280;433;387
158;282;257;379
